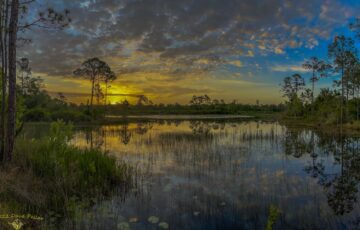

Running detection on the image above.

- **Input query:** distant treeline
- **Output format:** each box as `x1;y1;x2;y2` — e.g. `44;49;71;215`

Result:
105;95;284;116
23;91;284;122
18;57;283;122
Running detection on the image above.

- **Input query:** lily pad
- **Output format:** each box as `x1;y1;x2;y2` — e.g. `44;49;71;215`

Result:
159;222;169;229
9;219;24;230
117;222;131;230
129;217;138;223
148;216;160;224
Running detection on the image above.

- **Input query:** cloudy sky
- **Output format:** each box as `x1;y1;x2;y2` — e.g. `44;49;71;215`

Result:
19;0;360;104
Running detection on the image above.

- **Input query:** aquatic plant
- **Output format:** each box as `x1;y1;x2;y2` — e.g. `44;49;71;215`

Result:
265;205;280;230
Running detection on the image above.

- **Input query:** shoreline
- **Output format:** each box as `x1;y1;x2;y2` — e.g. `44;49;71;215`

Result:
105;114;255;120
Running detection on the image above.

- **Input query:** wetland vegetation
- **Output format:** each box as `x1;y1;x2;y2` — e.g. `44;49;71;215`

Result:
2;120;360;229
1;1;360;229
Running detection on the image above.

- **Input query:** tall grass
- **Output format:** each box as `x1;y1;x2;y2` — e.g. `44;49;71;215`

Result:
7;120;133;217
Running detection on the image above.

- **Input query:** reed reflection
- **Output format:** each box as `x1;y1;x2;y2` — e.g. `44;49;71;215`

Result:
67;120;360;229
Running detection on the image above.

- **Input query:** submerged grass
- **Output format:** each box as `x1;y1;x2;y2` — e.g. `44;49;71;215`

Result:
0;120;133;228
266;205;280;230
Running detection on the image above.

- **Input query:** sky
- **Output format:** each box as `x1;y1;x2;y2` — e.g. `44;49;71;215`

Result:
18;0;360;105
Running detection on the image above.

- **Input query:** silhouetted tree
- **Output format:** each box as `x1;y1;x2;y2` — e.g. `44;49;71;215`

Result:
281;73;305;100
136;95;152;106
302;57;332;103
73;58;113;111
103;68;116;107
190;95;212;106
17;57;31;94
328;35;358;122
300;88;313;105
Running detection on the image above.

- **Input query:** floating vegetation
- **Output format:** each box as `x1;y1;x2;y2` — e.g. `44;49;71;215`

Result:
148;216;160;224
9;219;24;230
117;221;131;230
159;222;169;229
266;205;280;230
128;217;138;223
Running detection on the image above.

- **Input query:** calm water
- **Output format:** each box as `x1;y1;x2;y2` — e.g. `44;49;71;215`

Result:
21;120;360;229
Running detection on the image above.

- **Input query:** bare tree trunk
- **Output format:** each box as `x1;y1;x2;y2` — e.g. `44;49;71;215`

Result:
21;71;24;94
90;75;95;108
5;0;19;161
105;81;108;112
341;67;344;125
357;87;360;121
0;0;4;162
312;70;315;104
0;0;9;162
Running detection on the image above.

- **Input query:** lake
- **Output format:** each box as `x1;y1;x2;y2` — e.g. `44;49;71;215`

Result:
19;120;360;229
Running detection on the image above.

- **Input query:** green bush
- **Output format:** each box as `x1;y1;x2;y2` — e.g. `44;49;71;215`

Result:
23;108;50;122
284;95;305;117
50;110;91;122
13;120;133;215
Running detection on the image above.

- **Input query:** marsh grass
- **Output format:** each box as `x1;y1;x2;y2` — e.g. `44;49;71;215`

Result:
266;205;280;230
0;120;133;226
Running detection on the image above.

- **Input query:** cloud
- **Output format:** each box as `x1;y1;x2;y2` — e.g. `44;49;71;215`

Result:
247;50;255;57
228;60;243;68
271;64;308;73
274;47;284;54
20;0;357;77
15;0;360;103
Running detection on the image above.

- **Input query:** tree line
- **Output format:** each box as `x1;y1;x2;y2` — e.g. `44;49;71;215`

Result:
105;94;283;116
280;22;360;124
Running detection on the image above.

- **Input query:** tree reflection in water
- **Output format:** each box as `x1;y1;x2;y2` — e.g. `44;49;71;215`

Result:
68;120;360;228
284;126;360;215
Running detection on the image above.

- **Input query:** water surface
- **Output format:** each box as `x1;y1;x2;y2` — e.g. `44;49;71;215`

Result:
21;120;360;229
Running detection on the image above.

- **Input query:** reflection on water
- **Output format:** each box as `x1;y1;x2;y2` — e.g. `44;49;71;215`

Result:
19;121;360;228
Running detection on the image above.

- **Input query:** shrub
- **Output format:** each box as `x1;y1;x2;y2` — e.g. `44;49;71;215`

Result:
50;110;91;122
13;120;133;216
23;108;50;121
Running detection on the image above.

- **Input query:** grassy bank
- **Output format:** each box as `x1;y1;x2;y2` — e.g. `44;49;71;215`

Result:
280;116;360;135
0;121;133;229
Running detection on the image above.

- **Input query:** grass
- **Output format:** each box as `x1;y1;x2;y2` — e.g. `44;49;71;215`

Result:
265;205;280;230
0;120;133;228
279;116;360;135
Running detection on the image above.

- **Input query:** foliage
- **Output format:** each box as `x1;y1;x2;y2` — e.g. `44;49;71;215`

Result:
280;74;305;100
284;94;304;117
280;33;360;125
12;120;133;216
106;101;283;116
73;57;116;111
50;110;91;122
20;81;92;122
302;57;332;103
